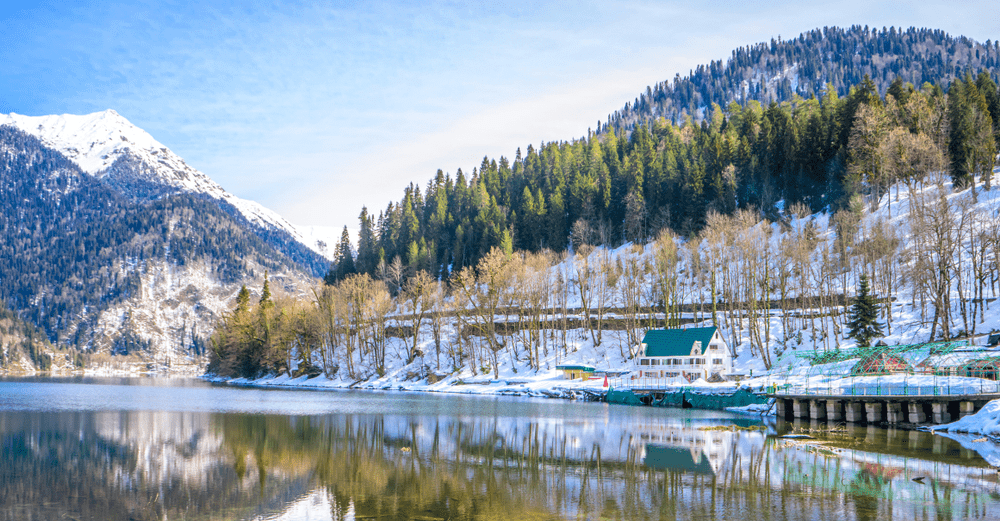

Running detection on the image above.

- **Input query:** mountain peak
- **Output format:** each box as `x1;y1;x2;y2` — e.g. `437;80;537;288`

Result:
1;110;333;260
0;109;168;174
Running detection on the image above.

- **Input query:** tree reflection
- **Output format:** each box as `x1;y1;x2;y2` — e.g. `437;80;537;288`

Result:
0;408;996;520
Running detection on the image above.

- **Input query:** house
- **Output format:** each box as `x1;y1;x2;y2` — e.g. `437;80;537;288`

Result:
555;364;595;380
635;327;733;381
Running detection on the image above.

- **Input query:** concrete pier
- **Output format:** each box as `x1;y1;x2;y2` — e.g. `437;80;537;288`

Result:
793;399;809;419
845;402;865;423
769;393;995;426
886;402;904;424
865;402;884;423
932;402;951;424
826;400;843;421
809;400;827;420
775;399;787;419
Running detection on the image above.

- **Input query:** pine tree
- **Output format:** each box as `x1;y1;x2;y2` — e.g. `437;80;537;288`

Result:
846;274;884;348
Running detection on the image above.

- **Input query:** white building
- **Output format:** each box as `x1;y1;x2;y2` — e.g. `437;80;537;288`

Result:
635;326;733;381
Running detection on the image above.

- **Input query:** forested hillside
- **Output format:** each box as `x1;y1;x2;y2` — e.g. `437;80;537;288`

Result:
0;126;324;367
0;300;67;372
326;70;999;283
213;59;1000;382
602;25;1000;132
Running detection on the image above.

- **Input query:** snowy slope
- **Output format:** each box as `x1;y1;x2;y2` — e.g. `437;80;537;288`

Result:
0;110;332;260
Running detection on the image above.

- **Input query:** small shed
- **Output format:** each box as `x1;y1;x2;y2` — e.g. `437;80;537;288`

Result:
851;352;912;376
987;333;1000;348
556;364;595;380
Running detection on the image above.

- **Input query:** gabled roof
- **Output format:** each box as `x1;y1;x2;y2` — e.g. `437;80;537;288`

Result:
642;327;718;357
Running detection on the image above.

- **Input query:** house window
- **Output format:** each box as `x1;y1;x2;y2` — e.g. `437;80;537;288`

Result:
673;359;682;365
651;359;660;366
697;358;705;365
713;358;723;365
640;359;649;366
709;344;719;351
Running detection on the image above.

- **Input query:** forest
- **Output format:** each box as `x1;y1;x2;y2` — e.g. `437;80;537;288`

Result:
325;72;999;282
603;25;1000;132
209;71;1000;380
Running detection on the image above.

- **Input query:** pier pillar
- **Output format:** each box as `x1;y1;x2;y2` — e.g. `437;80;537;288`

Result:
845;402;865;423
932;402;951;424
792;399;809;419
775;399;787;419
865;402;884;423
907;402;927;424
885;402;904;424
809;400;827;420
826;400;843;421
960;401;975;418
932;435;945;454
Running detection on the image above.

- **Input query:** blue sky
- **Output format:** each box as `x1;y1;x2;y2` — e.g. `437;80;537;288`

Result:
2;0;997;231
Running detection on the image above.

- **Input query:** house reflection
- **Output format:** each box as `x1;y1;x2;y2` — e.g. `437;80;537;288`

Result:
643;445;715;474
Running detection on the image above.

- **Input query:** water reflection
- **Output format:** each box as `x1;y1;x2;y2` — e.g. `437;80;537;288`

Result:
0;380;998;520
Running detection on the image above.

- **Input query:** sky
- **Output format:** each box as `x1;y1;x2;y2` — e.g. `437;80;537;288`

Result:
1;0;997;235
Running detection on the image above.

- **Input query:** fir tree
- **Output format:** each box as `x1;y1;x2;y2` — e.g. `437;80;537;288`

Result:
325;227;357;284
235;285;251;314
846;274;884;348
259;271;273;310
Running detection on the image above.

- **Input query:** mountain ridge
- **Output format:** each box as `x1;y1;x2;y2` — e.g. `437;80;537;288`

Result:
601;25;1000;132
1;110;334;261
0;122;323;370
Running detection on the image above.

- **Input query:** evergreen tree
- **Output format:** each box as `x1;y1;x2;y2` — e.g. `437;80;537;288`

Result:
325;227;356;285
355;206;378;275
846;274;884;348
235;285;251;314
259;271;273;310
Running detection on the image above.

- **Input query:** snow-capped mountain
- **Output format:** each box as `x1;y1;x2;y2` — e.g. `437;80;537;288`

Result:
0;110;332;260
0;114;334;371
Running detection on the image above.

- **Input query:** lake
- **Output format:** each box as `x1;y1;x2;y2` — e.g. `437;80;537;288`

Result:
0;376;998;520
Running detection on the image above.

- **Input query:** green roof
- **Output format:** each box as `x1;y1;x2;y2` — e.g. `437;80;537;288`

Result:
643;445;715;474
555;365;595;371
641;327;718;357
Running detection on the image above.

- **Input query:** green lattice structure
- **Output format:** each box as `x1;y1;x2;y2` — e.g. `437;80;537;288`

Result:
765;339;1000;397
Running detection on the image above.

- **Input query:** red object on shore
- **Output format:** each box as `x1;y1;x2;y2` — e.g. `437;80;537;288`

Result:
603;376;609;387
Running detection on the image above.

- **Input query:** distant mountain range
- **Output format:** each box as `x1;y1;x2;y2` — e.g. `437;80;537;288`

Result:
0;111;332;369
1;110;336;259
601;25;1000;132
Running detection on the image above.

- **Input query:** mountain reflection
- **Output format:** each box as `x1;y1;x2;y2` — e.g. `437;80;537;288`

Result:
1;406;999;520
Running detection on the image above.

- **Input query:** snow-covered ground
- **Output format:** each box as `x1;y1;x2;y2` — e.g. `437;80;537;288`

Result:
931;400;1000;438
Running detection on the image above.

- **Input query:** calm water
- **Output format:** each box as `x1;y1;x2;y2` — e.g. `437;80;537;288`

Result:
0;377;998;520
